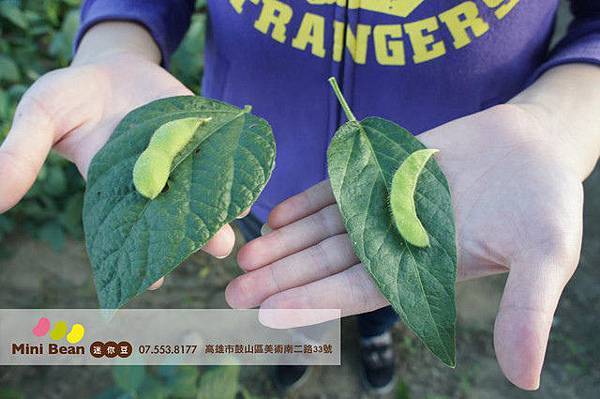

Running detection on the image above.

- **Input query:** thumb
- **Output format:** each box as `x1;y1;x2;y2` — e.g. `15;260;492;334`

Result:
0;93;56;213
493;247;579;390
0;69;93;213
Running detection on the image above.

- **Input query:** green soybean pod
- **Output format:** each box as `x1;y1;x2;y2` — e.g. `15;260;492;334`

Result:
133;117;211;199
390;148;439;248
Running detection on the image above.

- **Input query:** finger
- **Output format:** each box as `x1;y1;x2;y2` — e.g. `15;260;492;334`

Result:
226;234;359;308
494;251;577;390
0;95;56;213
201;224;236;259
258;264;389;328
258;308;342;329
268;180;336;229
148;277;164;291
237;204;345;271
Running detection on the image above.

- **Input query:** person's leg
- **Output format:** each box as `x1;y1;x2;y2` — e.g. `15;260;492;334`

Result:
357;307;399;394
235;212;263;243
357;306;399;337
235;214;311;392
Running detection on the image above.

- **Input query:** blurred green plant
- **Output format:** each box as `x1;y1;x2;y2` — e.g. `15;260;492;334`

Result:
170;0;207;94
0;0;207;253
0;386;25;399
99;365;265;399
395;380;411;399
0;0;86;252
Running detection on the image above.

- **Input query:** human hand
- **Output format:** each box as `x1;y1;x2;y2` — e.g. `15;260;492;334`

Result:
226;103;586;389
0;23;237;284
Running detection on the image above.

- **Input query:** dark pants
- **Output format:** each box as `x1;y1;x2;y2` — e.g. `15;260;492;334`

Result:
236;213;398;338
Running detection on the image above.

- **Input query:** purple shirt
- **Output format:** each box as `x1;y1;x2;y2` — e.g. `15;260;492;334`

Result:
77;0;600;222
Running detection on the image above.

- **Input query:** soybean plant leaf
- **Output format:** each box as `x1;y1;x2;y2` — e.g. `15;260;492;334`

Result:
83;96;276;308
38;221;65;252
196;366;240;399
0;3;28;29
137;376;169;399
167;366;199;398
0;55;20;83
112;366;146;393
327;117;456;366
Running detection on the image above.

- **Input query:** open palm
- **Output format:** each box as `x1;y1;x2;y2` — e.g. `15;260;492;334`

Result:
226;104;584;389
0;52;235;262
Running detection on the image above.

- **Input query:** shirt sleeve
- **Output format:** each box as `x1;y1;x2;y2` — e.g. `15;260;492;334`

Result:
530;1;600;82
74;0;196;66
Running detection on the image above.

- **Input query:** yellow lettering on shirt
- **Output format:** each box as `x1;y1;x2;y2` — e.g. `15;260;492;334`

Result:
254;0;294;43
227;0;520;66
345;24;372;64
404;17;446;64
481;0;521;20
292;12;327;57
439;1;489;49
333;20;345;62
307;0;426;18
230;0;259;14
373;25;405;66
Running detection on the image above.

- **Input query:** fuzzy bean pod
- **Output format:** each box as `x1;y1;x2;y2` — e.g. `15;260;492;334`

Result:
390;148;439;247
133;117;210;199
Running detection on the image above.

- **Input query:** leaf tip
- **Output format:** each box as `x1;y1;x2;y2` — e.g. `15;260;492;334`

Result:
445;356;457;368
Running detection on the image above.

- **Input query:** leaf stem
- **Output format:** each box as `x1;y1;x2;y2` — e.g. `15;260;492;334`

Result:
328;77;357;122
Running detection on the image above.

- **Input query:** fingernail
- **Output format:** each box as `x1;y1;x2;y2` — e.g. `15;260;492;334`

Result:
260;224;272;236
215;253;229;259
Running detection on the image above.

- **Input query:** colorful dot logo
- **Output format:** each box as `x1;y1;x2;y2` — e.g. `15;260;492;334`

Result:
32;317;85;344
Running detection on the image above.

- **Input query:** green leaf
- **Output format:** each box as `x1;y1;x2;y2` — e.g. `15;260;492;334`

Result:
37;221;65;252
0;89;10;119
137;375;170;399
112;366;146;393
83;96;276;308
59;191;84;237
327;116;457;366
62;0;82;6
170;14;206;93
0;3;28;29
0;387;24;399
0;214;14;237
43;164;67;196
395;380;412;399
44;0;60;26
196;366;240;399
48;9;79;65
93;387;127;399
0;55;20;83
167;366;200;398
240;388;265;399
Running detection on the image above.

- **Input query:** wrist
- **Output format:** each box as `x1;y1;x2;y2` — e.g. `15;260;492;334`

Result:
73;21;161;66
508;64;600;180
